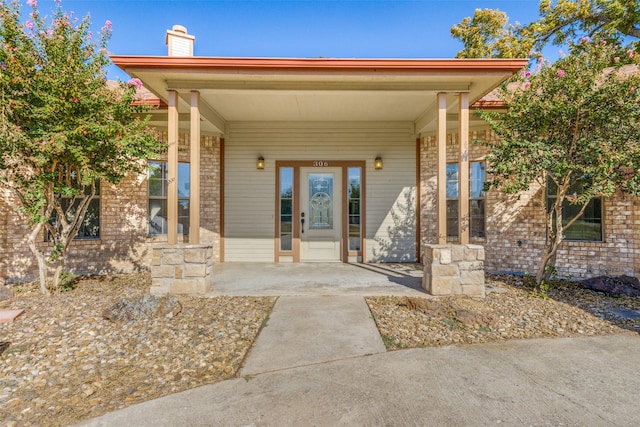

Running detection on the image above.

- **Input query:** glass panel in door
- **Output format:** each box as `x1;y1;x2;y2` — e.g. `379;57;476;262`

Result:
300;167;342;262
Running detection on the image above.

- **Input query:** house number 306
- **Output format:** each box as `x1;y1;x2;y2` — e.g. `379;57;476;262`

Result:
313;161;329;167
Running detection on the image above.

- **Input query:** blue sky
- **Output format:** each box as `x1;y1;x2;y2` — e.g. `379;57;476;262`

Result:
32;1;544;80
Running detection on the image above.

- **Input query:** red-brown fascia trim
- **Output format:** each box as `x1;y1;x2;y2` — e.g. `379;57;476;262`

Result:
472;100;506;109
132;99;167;108
110;55;528;73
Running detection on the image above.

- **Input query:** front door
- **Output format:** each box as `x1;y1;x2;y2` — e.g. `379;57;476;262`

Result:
300;167;342;262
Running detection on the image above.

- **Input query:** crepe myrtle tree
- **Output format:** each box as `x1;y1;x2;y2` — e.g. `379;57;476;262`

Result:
0;0;165;294
479;38;640;285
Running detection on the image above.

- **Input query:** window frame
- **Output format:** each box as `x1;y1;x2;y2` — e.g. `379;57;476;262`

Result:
445;161;486;240
148;161;191;237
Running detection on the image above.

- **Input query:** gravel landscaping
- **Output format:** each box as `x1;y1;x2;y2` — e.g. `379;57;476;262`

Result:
0;274;275;426
367;274;640;350
1;272;639;426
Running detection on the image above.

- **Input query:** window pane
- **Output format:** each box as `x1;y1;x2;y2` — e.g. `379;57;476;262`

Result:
564;198;602;241
446;164;458;198
547;178;602;241
148;161;166;197
470;199;485;238
281;234;292;251
309;174;333;230
178;163;190;198
77;198;101;239
280;167;294;251
48;196;100;241
348;168;361;251
178;199;190;236
149;199;167;235
447;199;458;237
281;199;292;215
281;167;293;198
470;162;485;198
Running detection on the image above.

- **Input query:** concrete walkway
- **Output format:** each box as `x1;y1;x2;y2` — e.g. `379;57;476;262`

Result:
241;295;386;376
79;334;640;426
78;265;640;426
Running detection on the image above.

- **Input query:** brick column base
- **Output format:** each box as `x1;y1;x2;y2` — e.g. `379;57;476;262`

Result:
150;243;213;295
422;244;485;297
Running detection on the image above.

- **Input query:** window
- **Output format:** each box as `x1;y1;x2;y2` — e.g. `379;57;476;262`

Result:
446;161;486;239
279;167;293;251
547;179;602;241
46;179;100;241
469;162;486;238
148;161;190;236
348;167;361;251
446;164;459;237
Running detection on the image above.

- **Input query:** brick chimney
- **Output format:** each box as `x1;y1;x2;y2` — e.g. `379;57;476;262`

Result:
165;25;194;57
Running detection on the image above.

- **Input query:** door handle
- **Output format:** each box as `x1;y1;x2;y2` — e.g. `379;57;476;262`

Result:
301;212;305;234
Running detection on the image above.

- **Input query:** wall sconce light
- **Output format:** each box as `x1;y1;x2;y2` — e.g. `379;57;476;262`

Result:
257;156;265;170
374;156;383;170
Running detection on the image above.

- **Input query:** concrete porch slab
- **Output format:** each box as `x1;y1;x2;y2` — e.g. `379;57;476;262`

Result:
206;262;425;296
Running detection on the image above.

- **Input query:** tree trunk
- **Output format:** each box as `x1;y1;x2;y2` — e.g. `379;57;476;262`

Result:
52;263;63;293
26;223;50;295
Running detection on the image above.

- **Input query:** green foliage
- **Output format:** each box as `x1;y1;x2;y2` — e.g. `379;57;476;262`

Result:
480;39;640;284
452;0;640;58
0;0;165;294
451;8;534;58
58;270;78;292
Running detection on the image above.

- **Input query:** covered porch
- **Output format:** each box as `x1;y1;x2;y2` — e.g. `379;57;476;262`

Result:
111;26;527;296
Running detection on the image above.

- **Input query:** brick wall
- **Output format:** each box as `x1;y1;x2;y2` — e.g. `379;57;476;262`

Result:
420;129;639;279
0;133;221;283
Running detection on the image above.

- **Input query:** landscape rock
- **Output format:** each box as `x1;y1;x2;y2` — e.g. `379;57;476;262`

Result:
578;275;640;297
102;294;182;322
0;284;13;302
454;309;500;329
403;296;447;317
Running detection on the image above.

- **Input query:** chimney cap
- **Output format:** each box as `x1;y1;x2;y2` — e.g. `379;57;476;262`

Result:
172;24;188;34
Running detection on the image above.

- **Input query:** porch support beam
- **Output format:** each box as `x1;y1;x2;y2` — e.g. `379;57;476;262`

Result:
436;92;447;244
190;91;201;244
458;92;470;244
167;90;179;244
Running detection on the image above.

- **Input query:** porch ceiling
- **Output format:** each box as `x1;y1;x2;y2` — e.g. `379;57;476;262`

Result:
111;56;527;135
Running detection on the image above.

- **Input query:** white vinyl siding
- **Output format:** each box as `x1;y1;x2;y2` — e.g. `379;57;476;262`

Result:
224;121;416;262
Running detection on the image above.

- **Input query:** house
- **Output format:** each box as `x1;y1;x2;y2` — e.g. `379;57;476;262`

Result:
1;25;638;294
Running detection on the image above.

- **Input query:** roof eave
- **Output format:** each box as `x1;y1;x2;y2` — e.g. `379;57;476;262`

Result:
110;55;529;74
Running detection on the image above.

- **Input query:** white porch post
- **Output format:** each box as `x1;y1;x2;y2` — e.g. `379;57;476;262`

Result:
167;90;179;244
189;91;201;244
436;92;448;244
458;92;470;244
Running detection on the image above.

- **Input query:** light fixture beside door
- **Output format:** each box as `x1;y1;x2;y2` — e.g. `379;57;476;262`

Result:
257;156;265;170
374;156;383;170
